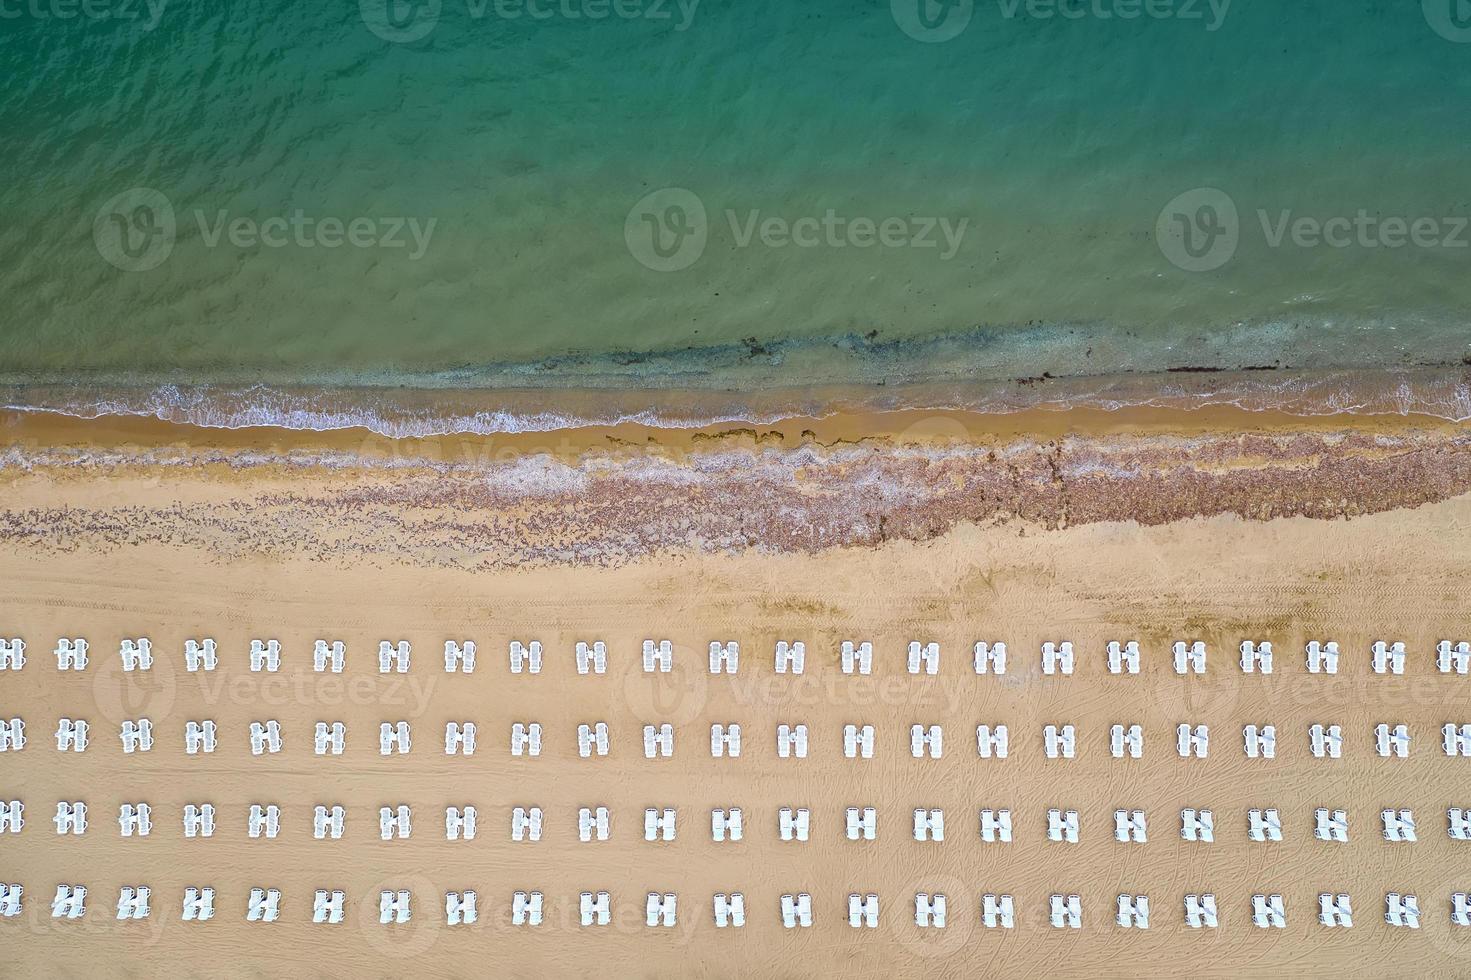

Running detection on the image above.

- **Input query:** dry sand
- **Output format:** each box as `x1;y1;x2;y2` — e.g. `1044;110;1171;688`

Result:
2;408;1471;977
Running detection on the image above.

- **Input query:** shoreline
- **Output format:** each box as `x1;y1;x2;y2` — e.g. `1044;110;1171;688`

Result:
4;403;1470;569
2;363;1470;441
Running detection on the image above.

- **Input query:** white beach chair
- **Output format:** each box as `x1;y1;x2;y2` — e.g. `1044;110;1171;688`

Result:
0;800;23;834
712;640;746;674
1043;723;1076;759
1243;723;1276;758
980;808;1012;843
512;890;544;926
442;639;474;673
378;889;411;925
907;641;939;675
511;806;543;842
55;638;89;671
580;891;610;927
714;892;746;928
1240;640;1273;673
646;892;677;928
182;886;215;922
445;890;477;926
1185;894;1218;929
249;639;281;672
910;724;942;759
915;892;946;928
845;723;876;759
378;640;410;673
1116;894;1149;929
1305;639;1340;673
0;638;25;671
1247;807;1282;842
1049;894;1081;929
1047;808;1080;843
642;639;672;673
913;808;944;841
1110;723;1143;758
840;640;872;675
711;807;742;842
575;640;606;674
644;807;676;842
55;717;88;752
1439;640;1471;674
1372;640;1407;675
444;804;476;840
778;807;810;842
118;802;152;838
982;894;1015;929
1041;641;1073;675
313;889;345;924
0;717;22;752
51;885;86;920
1315;807;1349;842
1309;722;1343;758
1114;808;1147;843
313;639;345;673
1172;640;1206;674
710;723;741;757
509;640;542;674
774;641;804;674
445;721;476;755
974;640;1006;674
1180;807;1214;842
119;638;152;671
183;803;215;838
1107;640;1140;674
116;885;151;921
54;800;86;835
0;883;22;918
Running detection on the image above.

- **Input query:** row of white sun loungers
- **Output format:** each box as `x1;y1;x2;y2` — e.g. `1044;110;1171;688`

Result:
2;883;1466;929
6;636;1467;675
10;801;1462;844
6;717;1471;759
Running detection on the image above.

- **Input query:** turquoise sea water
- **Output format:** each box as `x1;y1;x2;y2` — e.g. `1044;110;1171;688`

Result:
1;0;1470;431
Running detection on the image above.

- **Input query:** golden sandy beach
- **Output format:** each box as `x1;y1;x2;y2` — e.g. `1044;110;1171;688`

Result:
2;408;1471;977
